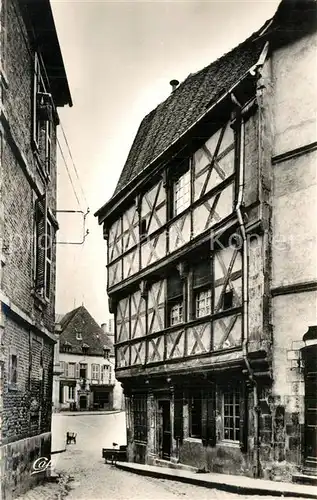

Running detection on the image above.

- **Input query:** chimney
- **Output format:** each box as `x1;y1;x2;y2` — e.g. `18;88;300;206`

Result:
169;79;179;92
102;322;114;339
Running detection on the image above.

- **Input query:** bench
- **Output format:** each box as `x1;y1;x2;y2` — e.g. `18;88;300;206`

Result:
66;432;77;445
102;445;127;464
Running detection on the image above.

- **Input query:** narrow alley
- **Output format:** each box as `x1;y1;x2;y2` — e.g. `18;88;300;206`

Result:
16;412;310;500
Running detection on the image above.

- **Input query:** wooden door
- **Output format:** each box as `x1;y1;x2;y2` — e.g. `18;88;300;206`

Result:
158;400;171;460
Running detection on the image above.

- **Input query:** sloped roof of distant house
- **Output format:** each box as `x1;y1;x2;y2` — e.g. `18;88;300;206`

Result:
58;306;114;356
95;0;317;221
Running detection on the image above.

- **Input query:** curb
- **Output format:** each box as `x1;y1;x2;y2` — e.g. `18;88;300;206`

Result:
115;463;317;499
54;410;124;417
51;448;66;455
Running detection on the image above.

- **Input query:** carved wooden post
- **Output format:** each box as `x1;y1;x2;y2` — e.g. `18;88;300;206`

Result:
147;390;156;463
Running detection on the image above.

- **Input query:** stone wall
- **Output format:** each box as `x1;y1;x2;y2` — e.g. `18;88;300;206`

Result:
0;432;51;499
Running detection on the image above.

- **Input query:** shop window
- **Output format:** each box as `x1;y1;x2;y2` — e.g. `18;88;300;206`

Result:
223;386;240;441
133;394;147;442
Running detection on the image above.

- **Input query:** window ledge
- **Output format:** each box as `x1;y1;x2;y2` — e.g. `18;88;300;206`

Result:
184;437;202;444
218;440;240;448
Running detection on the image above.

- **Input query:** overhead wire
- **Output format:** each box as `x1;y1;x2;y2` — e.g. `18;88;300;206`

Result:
57;138;82;210
11;0;89;214
59;123;89;209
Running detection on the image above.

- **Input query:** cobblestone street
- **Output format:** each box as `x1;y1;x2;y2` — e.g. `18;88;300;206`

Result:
15;412;310;500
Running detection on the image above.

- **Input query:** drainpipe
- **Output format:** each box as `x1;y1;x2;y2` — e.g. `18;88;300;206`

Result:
232;93;260;478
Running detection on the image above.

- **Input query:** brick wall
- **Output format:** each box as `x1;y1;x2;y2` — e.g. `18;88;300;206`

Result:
0;0;60;497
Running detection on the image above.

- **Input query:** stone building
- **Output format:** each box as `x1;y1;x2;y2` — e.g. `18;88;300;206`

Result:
0;0;71;497
53;306;124;412
96;0;317;484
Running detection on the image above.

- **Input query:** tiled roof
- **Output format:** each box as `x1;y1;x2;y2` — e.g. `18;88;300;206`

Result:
112;26;266;197
58;306;114;356
95;0;316;219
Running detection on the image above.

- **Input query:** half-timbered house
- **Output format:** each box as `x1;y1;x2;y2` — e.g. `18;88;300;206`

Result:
96;0;317;483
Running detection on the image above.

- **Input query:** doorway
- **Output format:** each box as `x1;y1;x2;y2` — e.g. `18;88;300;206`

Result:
79;395;87;410
158;400;171;460
304;345;317;470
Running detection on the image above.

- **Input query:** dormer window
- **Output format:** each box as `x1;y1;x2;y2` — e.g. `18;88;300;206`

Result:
62;341;71;353
103;347;110;360
76;332;82;341
82;343;89;355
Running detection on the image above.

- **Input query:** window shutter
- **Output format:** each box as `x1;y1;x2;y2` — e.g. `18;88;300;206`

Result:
193;258;211;288
239;381;248;453
75;363;80;379
64;362;69;378
167;272;182;299
173;390;183;441
35;195;47;294
96;364;100;380
202;386;216;446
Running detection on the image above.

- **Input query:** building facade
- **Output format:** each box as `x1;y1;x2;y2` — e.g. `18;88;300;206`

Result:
96;0;317;484
53;307;124;412
0;0;71;497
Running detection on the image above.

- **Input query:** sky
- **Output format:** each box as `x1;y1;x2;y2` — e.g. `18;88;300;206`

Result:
52;0;280;326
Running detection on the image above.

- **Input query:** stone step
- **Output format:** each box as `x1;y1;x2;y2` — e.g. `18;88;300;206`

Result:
152;458;198;473
292;473;317;486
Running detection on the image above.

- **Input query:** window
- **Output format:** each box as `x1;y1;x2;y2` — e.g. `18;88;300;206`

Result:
223;386;240;441
167;270;183;326
196;289;212;318
79;363;87;379
91;364;100;380
189;391;202;438
170;303;183;326
9;352;17;385
68;363;75;378
33;53;53;175
192;253;212;319
76;332;82;341
133;394;147;442
173;170;190;217
140;218;147;239
45;119;52;176
60;361;64;375
68;385;75;400
103;348;110;360
223;290;233;310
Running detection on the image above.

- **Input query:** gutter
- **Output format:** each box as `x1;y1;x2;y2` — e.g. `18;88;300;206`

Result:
233;103;260;478
231;41;270;479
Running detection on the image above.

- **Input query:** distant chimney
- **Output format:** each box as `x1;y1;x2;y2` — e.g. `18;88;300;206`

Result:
102;322;114;338
169;79;179;92
108;318;114;333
